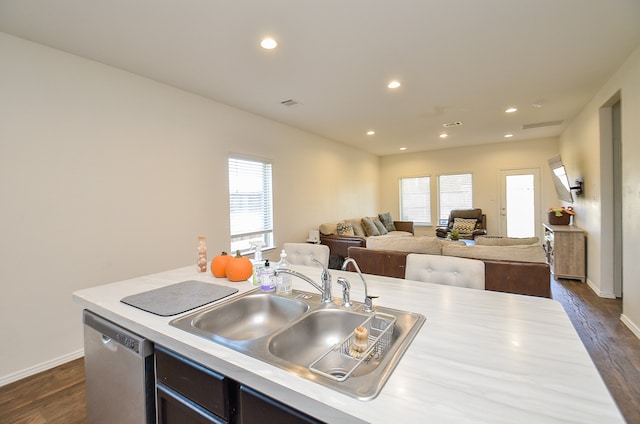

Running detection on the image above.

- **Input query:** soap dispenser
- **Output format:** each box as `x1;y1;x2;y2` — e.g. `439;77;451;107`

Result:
276;250;292;295
250;241;265;286
260;259;276;292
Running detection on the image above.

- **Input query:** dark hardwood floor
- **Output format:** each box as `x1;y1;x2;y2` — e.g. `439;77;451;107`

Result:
552;278;640;424
0;278;638;424
0;357;86;424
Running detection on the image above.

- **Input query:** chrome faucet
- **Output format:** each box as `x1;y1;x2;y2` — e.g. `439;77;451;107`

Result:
341;257;376;312
275;259;332;303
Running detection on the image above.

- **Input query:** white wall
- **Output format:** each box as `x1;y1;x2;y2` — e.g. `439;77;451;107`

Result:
0;33;379;382
560;44;640;337
379;137;560;239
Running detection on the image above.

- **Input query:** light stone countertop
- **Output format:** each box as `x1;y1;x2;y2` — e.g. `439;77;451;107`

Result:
73;264;624;423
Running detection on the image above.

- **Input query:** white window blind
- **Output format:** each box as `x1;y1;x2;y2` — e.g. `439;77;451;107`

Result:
438;173;473;225
228;156;273;253
399;176;431;225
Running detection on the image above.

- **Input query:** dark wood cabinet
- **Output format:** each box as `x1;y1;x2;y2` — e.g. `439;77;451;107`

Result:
237;385;322;424
157;385;227;424
155;346;324;424
156;347;230;421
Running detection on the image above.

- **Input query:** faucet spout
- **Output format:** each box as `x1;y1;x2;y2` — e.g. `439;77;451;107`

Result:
275;268;333;303
341;257;375;312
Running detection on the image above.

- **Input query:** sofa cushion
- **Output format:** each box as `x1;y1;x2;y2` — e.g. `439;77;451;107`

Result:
475;236;539;246
361;217;381;236
441;244;546;263
378;212;396;232
336;222;355;236
367;236;443;254
319;221;339;235
452;217;477;233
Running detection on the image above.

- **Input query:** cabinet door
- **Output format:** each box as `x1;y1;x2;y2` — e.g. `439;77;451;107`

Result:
236;385;324;424
157;385;226;424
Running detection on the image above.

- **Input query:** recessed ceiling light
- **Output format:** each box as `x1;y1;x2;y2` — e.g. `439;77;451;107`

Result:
387;81;401;89
439;133;448;139
399;147;407;151
504;133;514;138
505;107;518;113
260;38;278;49
367;130;375;135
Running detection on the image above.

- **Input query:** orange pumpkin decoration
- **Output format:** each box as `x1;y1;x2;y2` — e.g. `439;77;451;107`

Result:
226;250;253;282
211;251;231;278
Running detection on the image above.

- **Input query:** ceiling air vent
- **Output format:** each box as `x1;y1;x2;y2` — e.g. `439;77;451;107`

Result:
442;121;463;128
521;120;563;130
280;99;300;107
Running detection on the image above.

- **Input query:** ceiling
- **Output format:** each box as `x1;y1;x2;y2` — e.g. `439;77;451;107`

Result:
2;0;639;156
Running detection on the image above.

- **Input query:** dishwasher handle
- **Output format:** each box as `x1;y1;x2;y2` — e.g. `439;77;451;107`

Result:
83;310;153;357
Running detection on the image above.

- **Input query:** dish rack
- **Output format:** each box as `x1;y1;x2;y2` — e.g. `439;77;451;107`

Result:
309;312;396;382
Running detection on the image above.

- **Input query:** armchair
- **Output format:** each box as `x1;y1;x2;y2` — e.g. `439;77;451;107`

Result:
435;208;487;240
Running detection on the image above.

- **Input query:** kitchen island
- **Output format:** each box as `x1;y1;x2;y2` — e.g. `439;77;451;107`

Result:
73;264;624;423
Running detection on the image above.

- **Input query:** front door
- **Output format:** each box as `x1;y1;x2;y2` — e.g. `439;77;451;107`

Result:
500;168;541;238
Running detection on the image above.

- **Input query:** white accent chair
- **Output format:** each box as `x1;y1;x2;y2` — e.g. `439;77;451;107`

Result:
282;243;330;268
405;253;485;290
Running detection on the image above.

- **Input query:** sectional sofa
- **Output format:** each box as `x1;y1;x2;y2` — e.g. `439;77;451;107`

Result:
345;236;551;298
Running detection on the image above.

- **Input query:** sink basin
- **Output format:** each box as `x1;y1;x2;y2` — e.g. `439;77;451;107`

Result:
171;291;309;341
268;309;369;366
170;288;425;400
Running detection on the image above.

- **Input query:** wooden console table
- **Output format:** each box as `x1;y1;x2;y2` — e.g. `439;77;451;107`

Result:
543;223;585;282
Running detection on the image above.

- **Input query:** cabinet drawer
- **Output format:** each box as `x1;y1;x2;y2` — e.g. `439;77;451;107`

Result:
157;385;226;424
237;385;323;424
155;347;229;421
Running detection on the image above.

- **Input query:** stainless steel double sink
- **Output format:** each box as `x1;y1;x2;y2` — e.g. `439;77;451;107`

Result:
170;288;425;400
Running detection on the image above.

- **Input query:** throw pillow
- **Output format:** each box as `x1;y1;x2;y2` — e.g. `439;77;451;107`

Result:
378;212;396;232
372;217;388;235
361;217;381;236
346;219;366;236
336;222;355;236
452;217;477;233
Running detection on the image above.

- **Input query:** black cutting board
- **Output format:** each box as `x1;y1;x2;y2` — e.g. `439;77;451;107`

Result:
120;280;238;316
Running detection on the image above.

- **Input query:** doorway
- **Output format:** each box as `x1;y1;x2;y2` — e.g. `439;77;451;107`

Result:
500;168;541;238
612;100;623;297
600;94;622;299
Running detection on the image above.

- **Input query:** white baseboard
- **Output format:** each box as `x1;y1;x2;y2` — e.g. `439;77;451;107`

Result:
586;278;616;299
621;314;640;340
0;349;84;387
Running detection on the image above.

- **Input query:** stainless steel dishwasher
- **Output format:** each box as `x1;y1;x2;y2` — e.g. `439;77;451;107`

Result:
83;310;155;424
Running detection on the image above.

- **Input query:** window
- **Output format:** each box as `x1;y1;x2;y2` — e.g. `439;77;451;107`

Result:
228;156;273;254
399;176;431;225
438;173;473;225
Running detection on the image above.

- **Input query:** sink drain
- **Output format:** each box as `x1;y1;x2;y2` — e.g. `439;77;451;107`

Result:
326;368;348;379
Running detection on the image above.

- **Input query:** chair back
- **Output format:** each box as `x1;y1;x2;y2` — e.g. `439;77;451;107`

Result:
447;208;485;229
405;253;485;290
282;243;330;268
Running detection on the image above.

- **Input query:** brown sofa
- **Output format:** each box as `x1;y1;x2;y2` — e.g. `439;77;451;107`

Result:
346;246;551;298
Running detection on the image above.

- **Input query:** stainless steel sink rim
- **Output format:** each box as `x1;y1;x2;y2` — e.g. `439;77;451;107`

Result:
170;287;426;400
